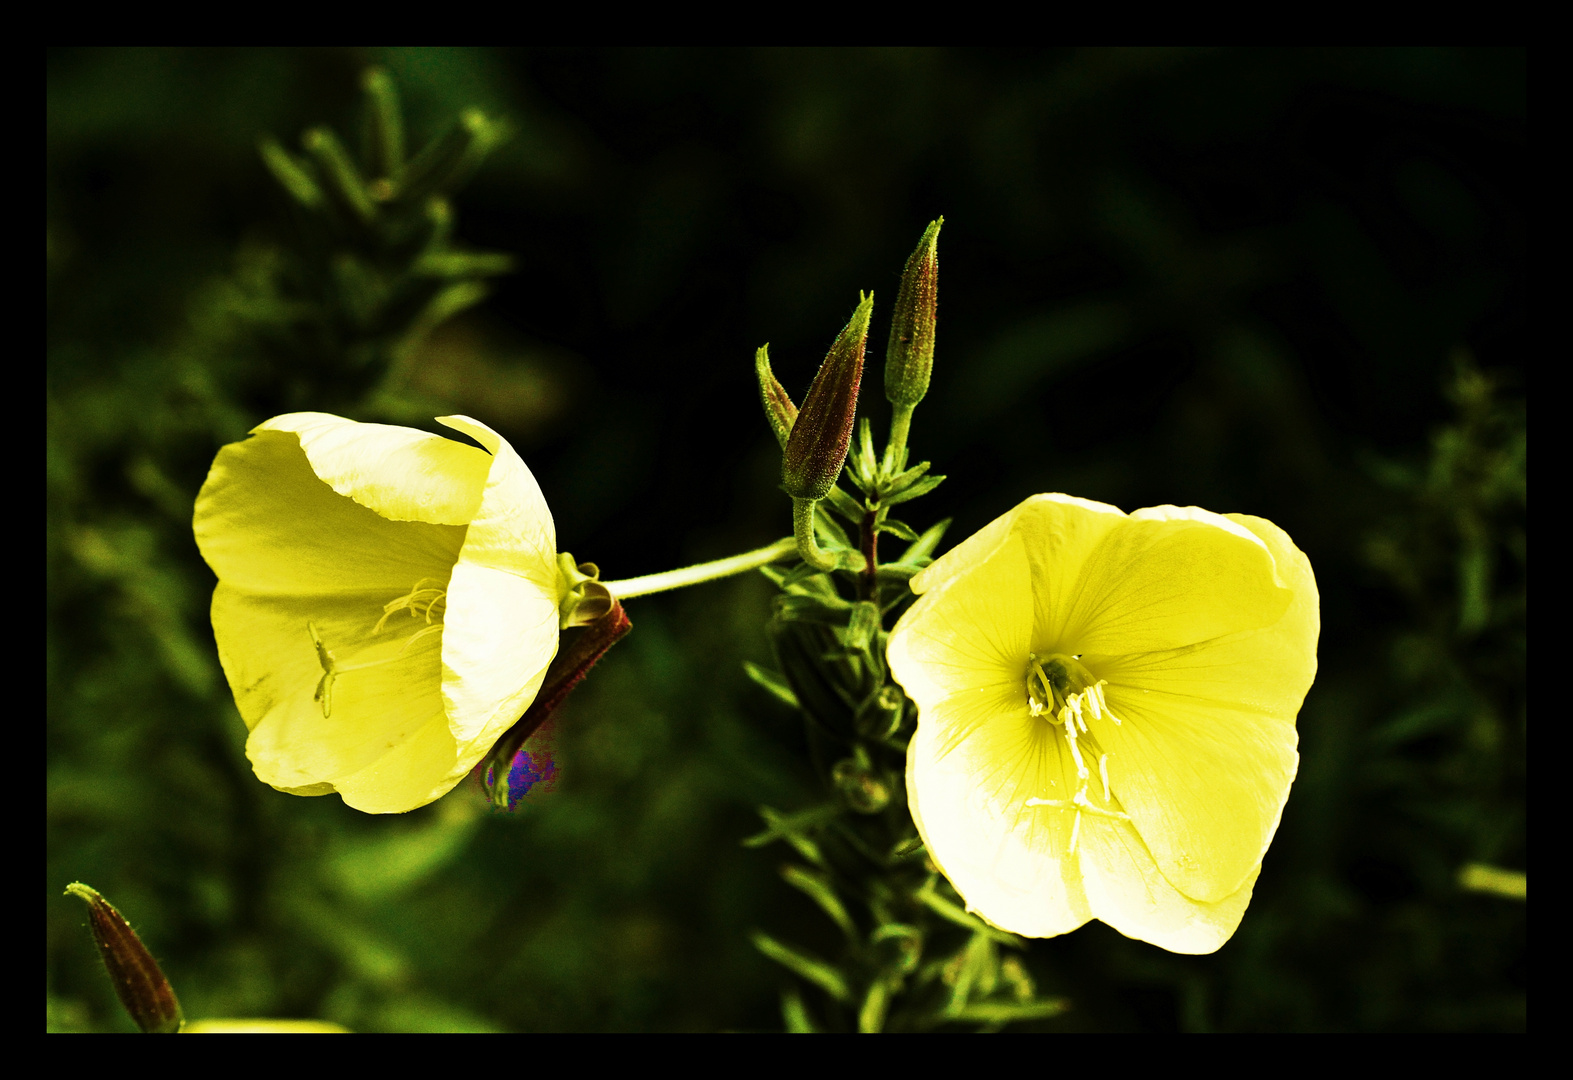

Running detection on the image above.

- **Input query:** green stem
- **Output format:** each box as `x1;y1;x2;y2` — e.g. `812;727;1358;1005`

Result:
884;403;914;473
793;498;840;573
602;537;799;599
792;498;867;574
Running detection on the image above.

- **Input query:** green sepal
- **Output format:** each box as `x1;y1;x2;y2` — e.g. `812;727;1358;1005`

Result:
888;835;926;863
750;931;851;1003
756;344;799;449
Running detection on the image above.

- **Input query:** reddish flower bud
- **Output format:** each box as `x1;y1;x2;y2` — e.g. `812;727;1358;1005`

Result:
65;883;184;1033
885;219;941;410
783;294;872;501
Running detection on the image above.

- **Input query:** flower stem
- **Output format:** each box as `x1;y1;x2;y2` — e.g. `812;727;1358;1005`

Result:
884;403;914;473
602;537;800;599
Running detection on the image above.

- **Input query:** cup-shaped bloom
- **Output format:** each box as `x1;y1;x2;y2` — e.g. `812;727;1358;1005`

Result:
193;413;559;814
886;494;1318;953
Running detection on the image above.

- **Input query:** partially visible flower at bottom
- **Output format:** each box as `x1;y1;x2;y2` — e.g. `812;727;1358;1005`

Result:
886;494;1318;953
193;413;560;814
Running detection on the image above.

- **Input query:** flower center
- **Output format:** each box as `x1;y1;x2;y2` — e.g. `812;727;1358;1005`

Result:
1024;652;1128;852
308;579;449;717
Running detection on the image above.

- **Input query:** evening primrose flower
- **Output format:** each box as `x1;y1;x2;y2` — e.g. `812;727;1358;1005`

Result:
886;494;1318;953
193;413;560;814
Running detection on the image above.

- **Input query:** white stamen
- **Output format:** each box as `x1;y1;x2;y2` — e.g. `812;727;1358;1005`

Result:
1100;753;1111;802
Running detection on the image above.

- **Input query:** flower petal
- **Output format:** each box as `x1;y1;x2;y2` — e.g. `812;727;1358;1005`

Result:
194;427;467;598
1031;502;1292;656
229;587;449;798
325;707;466;814
1077;821;1261;954
1089;516;1315;901
890;529;1033;739
891;493;1315;949
259;412;491;525
894;531;1093;934
907;707;1093;938
436;415;560;752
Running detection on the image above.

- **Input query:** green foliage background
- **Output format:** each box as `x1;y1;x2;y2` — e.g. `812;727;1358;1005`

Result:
47;47;1524;1032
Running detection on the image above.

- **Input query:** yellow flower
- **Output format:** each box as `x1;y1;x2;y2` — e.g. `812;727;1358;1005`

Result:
886;494;1318;953
193;413;560;814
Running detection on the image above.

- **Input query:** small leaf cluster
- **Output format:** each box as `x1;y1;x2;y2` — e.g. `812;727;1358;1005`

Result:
228;68;512;412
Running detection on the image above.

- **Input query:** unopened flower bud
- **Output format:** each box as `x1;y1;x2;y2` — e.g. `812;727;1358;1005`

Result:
755;345;798;449
884;218;941;410
783;293;872;501
831;750;892;814
65;883;184;1033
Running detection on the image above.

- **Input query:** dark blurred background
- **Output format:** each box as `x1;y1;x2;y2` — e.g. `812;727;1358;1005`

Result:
47;47;1524;1031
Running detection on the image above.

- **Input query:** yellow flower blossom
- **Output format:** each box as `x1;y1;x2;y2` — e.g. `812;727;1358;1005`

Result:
886;494;1318;953
193;413;560;814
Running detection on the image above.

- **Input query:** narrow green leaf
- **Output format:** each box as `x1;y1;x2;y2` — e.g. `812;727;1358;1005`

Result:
412;251;514;278
858;417;879;477
743;805;835;866
812;502;853;550
900;518;952;564
943;999;1070;1024
773;593;855;627
824;484;865;524
361;68;405;179
743;662;800;709
859;978;892;1033
780;864;856;940
916;882;1021;945
781;988;818;1033
750;932;851;1003
876;518;920;542
303;126;376;225
258;137;323;209
882;473;946;506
